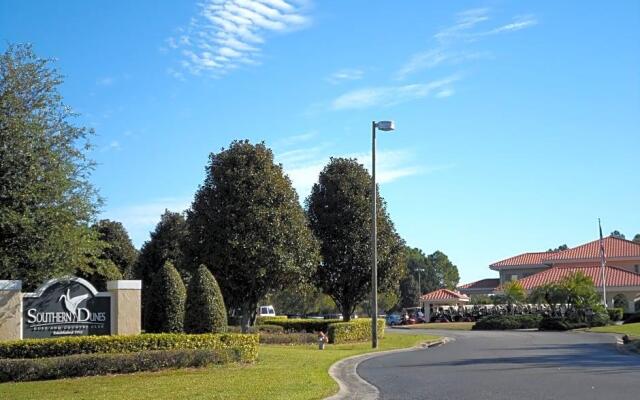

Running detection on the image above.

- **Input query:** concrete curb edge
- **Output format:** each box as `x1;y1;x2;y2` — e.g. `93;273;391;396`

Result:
323;337;451;400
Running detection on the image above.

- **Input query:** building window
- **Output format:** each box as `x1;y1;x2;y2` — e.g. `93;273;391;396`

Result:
635;265;639;274
510;274;518;281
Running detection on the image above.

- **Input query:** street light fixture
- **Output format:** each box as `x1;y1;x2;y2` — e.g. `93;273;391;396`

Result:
371;120;395;349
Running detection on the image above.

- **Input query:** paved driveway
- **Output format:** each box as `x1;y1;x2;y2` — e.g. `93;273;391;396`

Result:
358;329;640;400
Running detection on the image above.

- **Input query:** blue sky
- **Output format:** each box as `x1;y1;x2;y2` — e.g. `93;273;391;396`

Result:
2;1;639;284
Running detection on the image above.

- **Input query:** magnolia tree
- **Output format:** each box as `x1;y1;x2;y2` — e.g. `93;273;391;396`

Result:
187;141;320;332
306;158;405;321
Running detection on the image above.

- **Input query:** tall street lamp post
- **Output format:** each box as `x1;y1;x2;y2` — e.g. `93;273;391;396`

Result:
371;120;395;349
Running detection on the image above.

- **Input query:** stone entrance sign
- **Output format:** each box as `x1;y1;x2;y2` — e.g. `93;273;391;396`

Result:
0;277;141;341
23;277;111;339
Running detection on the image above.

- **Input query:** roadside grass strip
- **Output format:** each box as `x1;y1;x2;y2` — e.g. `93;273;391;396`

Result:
0;333;439;400
585;322;640;338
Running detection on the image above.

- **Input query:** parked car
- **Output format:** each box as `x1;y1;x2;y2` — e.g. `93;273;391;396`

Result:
258;305;277;317
305;313;324;320
385;313;402;326
324;313;343;320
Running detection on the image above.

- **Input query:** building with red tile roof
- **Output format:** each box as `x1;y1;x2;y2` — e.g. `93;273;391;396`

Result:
419;289;470;322
458;278;500;295
420;288;470;302
480;236;640;312
514;265;640;291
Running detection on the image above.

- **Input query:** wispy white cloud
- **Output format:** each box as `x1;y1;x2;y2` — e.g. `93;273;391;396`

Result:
165;0;311;77
278;131;317;146
96;77;116;86
395;49;487;80
435;88;455;98
434;8;490;43
100;140;121;152
326;68;364;84
330;75;460;111
482;15;538;35
396;9;536;80
276;143;449;198
102;197;192;247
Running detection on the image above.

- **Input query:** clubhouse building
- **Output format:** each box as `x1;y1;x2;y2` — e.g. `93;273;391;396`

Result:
458;236;640;313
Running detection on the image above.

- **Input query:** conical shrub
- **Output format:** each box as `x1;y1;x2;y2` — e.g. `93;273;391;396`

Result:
185;265;228;333
145;261;186;333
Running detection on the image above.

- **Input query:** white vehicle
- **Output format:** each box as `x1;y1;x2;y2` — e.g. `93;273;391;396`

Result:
258;305;277;317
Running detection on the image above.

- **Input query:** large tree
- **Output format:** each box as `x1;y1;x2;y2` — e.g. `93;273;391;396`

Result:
307;158;405;321
187;140;319;331
426;250;460;290
0;44;104;289
91;219;138;279
633;234;640;243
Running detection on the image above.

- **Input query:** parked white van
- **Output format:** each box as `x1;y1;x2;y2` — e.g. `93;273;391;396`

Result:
258;305;276;317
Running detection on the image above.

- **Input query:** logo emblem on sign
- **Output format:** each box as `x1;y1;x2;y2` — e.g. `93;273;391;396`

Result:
58;288;89;316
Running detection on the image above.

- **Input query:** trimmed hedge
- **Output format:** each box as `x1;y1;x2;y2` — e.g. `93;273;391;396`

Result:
255;315;287;325
185;265;228;333
146;261;187;333
472;315;542;330
259;318;341;333
0;333;258;361
327;319;385;344
0;349;236;383
259;333;317;345
539;317;588;331
607;308;624;322
539;312;609;331
623;312;640;325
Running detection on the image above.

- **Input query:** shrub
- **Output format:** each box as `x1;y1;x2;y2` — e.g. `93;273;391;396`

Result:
256;324;285;333
472;315;542;330
589;312;610;327
255;315;287;325
258;318;340;333
185;265;227;333
539;317;588;331
0;349;236;383
0;333;258;361
327;319;385;344
624;312;640;324
473;316;520;330
146;261;187;333
259;333;317;345
607;308;624;322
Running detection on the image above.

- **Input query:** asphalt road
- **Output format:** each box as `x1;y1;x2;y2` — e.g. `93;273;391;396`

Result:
358;329;640;400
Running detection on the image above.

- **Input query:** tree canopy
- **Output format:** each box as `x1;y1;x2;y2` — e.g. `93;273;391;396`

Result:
306;157;405;321
187;140;319;331
547;244;568;252
425;250;460;290
0;44;104;289
91;219;138;279
610;230;625;239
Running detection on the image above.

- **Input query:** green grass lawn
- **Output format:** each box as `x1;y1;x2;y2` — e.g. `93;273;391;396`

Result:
586;322;640;338
398;322;475;331
0;333;439;400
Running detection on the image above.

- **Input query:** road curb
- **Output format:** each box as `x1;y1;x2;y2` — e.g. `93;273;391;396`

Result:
324;337;450;400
